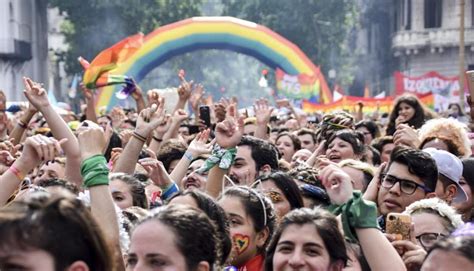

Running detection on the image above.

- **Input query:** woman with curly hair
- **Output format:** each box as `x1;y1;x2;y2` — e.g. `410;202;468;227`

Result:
418;118;472;158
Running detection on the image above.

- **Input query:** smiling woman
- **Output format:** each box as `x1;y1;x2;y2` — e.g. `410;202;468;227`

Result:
325;129;365;163
265;208;348;271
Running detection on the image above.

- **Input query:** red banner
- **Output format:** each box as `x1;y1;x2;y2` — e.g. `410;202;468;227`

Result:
394;71;460;96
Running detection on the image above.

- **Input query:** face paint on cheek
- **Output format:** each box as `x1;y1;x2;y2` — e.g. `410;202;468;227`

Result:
232;233;250;255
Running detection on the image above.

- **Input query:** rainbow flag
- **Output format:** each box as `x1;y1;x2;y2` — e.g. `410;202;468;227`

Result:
276;68;332;103
79;33;144;89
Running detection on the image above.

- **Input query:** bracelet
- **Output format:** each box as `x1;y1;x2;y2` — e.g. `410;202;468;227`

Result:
183;151;193;161
152;136;163;142
161;183;179;201
9;165;25;180
17;121;27;129
80;155;109;187
132;131;147;143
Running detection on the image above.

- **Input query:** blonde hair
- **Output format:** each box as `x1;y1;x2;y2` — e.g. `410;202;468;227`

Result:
338;159;375;177
419;118;471;158
403;198;464;232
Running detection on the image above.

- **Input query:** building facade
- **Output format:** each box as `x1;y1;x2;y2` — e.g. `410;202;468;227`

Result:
392;0;474;77
0;0;49;101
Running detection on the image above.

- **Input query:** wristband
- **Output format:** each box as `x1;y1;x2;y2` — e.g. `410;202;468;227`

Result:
132;131;147;143
9;165;25;180
183;151;193;161
152;136;163;142
161;183;179;201
81;155;109;187
17;121;27;129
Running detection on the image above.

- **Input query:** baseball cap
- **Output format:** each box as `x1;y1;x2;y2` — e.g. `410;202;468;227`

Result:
423;148;467;203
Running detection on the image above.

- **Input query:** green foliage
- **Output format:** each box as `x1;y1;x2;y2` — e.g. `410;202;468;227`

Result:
48;0;202;74
221;0;359;85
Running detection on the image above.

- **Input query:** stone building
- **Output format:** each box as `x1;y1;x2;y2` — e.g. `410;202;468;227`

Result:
0;0;48;101
392;0;474;76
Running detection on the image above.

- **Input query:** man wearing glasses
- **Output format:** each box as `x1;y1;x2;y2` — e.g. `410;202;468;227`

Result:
377;146;438;229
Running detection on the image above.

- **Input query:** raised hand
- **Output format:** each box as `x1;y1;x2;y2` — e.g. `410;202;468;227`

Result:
154;114;171;135
394;124;420;148
138;158;174;188
23;77;50;109
80;83;94;101
215;104;244;149
320;164;353;205
146;89;162;107
172;109;189;124
130;79;144;101
16;135;66;171
187;129;215;157
110;107;126;129
77;121;107;161
254;98;274;125
135;103;166;137
110;147;123;169
213;102;227;123
363;162;386;202
189;83;204;110
177;73;194;101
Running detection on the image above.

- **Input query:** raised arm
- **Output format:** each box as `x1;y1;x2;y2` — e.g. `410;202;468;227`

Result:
254;99;273;140
205;104;243;198
113;103;165;174
173;73;193;113
130;80;146;114
320;165;406;271
77;123;124;270
80;83;98;123
169;129;213;188
23;77;83;187
9;104;37;145
0;135;65;206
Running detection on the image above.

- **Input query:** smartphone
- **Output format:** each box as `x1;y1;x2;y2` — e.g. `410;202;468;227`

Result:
187;125;200;135
386;213;412;240
199;105;211;127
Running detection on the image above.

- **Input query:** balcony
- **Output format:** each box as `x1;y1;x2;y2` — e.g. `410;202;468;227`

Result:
0;39;32;61
392;27;474;52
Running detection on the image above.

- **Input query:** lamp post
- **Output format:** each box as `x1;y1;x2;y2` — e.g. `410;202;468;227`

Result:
459;0;465;108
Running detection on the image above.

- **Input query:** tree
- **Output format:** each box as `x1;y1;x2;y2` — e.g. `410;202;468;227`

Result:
221;0;359;86
49;0;202;74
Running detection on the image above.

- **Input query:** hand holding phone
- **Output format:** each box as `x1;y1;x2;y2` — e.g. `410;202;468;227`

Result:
199;105;211;128
386;213;412;241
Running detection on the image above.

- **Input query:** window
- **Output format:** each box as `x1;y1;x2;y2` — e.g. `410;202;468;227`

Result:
424;0;442;28
395;0;412;31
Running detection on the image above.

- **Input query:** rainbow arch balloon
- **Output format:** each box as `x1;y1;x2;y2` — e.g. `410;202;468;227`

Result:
87;16;332;111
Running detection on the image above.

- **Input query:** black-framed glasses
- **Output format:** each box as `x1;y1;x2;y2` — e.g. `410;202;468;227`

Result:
381;174;433;195
416;232;447;250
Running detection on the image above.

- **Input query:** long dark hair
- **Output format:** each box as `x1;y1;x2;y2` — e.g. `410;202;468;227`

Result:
220;186;277;253
168;190;232;266
255;171;304;210
135;205;219;270
386;94;432;135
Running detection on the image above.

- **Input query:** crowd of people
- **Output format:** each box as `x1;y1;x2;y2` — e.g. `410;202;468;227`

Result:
0;74;473;271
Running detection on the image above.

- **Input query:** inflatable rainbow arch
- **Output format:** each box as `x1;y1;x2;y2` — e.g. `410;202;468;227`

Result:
82;17;332;111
